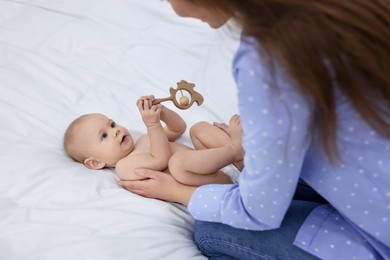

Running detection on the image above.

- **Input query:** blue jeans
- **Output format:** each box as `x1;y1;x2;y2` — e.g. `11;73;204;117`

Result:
194;181;325;260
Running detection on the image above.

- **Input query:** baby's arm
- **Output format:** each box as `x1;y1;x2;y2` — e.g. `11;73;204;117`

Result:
159;104;186;141
116;97;172;180
116;136;170;180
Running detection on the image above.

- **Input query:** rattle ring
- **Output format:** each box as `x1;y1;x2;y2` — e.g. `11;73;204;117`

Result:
152;80;204;110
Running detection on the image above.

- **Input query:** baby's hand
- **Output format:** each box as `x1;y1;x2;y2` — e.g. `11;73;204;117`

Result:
137;96;162;127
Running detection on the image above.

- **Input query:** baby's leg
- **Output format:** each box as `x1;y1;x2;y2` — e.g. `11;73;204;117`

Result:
190;121;228;150
169;149;233;186
169;115;244;186
190;117;244;170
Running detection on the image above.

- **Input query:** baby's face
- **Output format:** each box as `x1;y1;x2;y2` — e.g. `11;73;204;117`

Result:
76;113;134;167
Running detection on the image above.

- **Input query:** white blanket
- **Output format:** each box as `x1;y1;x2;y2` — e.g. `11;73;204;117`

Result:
0;0;239;259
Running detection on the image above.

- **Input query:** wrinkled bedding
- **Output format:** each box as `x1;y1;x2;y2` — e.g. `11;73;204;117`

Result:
0;0;239;259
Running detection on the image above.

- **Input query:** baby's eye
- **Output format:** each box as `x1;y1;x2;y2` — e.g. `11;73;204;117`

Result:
101;132;108;140
111;122;116;128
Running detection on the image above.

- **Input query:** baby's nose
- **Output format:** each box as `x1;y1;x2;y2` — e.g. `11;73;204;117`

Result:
113;128;120;137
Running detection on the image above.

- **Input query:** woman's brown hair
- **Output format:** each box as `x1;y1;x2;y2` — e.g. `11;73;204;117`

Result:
190;0;390;162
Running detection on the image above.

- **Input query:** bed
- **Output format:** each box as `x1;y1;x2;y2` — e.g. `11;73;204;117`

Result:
0;0;240;259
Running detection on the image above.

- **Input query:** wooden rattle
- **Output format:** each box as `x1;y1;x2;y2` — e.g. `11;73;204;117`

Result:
152;80;204;110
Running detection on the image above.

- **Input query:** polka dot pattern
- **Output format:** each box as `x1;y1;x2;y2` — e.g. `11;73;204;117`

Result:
187;37;390;259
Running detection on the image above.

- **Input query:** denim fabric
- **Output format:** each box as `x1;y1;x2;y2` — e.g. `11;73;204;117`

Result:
193;182;324;260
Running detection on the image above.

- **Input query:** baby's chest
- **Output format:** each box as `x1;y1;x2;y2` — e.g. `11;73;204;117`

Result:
134;139;191;154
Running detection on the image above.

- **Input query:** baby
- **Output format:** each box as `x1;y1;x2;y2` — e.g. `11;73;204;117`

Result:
64;95;243;186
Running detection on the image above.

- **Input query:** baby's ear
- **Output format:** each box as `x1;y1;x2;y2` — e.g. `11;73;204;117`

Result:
84;157;105;170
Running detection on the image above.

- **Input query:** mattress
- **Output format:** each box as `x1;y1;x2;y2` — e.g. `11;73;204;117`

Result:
0;0;239;259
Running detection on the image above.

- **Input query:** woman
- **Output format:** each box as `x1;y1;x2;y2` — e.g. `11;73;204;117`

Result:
121;1;390;259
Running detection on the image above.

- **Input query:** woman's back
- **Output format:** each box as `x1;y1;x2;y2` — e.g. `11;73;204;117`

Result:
300;88;390;258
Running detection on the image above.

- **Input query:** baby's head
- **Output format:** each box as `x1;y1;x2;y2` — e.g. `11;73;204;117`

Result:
64;113;134;169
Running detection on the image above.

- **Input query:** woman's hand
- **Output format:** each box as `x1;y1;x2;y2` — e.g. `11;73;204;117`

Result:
119;169;196;206
213;121;230;136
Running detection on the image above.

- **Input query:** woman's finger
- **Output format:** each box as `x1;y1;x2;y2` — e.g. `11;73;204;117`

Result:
120;178;150;192
213;122;230;135
134;168;160;179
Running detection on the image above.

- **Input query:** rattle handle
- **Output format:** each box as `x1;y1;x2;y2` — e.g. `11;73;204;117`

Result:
152;97;172;105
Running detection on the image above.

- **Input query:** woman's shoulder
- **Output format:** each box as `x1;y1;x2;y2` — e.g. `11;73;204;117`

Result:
233;35;282;82
232;34;301;93
233;35;265;70
235;35;261;58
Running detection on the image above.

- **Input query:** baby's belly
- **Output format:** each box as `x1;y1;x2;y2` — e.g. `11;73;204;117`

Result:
169;142;193;154
161;143;192;174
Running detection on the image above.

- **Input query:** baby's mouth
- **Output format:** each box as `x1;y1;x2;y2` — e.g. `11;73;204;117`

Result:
120;135;126;144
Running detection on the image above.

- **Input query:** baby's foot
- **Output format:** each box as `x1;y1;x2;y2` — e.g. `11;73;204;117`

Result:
228;114;244;171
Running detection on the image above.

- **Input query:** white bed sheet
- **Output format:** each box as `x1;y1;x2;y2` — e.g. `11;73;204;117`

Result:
0;0;239;259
